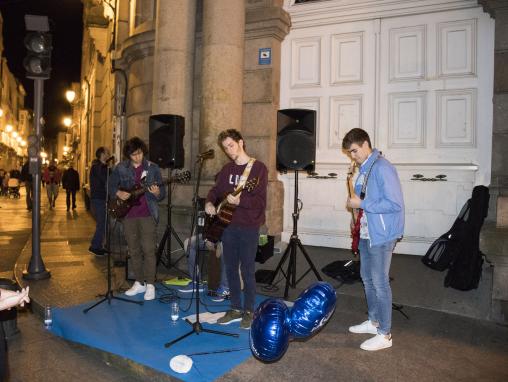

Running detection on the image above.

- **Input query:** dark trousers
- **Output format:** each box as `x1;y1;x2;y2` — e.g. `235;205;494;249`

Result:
25;181;32;210
123;216;157;284
66;189;77;210
0;323;6;382
90;198;106;250
222;225;259;312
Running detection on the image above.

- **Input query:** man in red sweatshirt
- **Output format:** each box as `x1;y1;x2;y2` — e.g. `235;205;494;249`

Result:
206;129;268;329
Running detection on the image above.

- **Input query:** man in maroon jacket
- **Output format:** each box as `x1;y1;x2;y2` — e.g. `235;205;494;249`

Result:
206;129;268;329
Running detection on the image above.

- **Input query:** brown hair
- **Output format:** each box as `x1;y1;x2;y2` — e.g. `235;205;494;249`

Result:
217;129;245;150
342;128;372;150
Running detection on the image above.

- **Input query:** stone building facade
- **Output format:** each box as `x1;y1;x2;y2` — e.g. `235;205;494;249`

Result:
75;0;290;235
0;13;28;171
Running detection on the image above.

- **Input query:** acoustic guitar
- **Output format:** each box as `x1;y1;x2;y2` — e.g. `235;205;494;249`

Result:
108;170;191;219
204;177;259;243
347;162;361;256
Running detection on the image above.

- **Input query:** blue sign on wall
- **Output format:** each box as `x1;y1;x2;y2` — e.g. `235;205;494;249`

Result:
258;48;272;65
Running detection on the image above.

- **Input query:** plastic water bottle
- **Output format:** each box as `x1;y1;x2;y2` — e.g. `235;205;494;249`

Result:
170;300;179;322
44;305;52;327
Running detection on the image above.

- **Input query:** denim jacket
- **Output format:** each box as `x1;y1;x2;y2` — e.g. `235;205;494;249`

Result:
109;158;166;223
355;149;404;246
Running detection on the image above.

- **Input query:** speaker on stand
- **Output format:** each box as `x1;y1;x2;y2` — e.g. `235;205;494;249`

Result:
269;108;322;298
148;114;187;277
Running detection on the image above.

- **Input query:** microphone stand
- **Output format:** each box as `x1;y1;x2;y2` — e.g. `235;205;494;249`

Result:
84;159;143;313
164;154;238;348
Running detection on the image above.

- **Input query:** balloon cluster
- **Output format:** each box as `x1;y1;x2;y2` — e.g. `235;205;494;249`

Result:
249;282;336;362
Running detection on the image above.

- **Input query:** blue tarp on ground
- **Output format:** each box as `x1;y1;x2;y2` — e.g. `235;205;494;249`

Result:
49;285;265;382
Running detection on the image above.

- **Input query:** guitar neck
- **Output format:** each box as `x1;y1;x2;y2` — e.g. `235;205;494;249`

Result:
217;185;245;210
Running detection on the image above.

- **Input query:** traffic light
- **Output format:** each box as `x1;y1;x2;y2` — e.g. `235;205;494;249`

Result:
23;32;52;79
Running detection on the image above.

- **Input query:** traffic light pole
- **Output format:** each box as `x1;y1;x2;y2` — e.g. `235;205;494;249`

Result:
23;78;50;280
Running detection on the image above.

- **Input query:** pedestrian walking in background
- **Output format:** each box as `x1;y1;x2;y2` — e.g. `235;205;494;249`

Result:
20;161;33;210
62;164;80;211
42;160;61;209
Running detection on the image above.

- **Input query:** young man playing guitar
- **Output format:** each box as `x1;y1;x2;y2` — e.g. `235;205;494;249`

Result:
343;128;404;351
109;137;166;301
205;129;268;329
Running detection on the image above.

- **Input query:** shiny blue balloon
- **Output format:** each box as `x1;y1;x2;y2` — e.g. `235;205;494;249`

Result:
289;281;337;338
249;298;291;362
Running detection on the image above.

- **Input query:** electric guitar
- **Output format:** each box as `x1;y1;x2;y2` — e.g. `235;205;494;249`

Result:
204;177;259;243
108;170;191;219
347;162;361;256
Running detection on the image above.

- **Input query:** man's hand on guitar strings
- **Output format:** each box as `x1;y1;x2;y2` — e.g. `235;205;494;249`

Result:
116;190;131;201
347;194;361;209
205;202;217;216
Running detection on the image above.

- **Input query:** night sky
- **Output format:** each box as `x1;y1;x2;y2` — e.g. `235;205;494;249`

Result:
0;0;83;139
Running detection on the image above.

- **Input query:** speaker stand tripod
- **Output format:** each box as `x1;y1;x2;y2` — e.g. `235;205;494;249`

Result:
84;162;143;314
164;154;238;348
268;170;322;299
156;168;188;278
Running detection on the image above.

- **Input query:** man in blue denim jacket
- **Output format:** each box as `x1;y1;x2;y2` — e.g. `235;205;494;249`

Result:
343;128;404;351
109;137;166;301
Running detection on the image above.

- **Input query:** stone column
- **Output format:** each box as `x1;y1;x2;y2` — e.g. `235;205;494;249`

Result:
200;0;246;178
243;1;290;235
478;0;508;323
152;0;197;170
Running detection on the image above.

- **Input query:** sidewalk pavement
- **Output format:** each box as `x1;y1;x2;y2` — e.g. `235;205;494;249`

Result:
10;193;508;381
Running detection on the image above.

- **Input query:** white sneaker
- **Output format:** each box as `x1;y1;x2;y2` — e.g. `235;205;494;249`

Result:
360;334;392;351
125;281;146;296
348;320;378;334
144;284;156;301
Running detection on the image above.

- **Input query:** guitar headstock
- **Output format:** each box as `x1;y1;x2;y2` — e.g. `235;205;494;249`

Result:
347;161;356;180
244;177;259;192
173;170;191;184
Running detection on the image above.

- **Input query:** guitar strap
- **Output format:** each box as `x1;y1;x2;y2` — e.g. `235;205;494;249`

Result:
359;155;379;200
234;158;256;195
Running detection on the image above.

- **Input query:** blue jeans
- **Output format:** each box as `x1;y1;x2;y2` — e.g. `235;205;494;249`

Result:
185;234;228;290
359;239;396;335
90;198;106;250
222;225;259;312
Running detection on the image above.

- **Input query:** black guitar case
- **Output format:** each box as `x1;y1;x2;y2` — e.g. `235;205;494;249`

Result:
422;185;489;291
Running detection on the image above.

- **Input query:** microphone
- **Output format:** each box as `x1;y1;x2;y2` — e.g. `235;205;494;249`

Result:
105;155;115;163
197;149;214;159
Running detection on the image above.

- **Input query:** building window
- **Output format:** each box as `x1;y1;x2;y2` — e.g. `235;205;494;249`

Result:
129;0;156;35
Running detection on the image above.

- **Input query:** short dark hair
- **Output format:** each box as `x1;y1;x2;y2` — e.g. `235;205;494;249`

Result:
342;128;372;150
217;129;245;149
95;146;107;159
123;136;148;159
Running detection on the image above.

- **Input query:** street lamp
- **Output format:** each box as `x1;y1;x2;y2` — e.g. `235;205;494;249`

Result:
65;90;76;103
63;117;72;127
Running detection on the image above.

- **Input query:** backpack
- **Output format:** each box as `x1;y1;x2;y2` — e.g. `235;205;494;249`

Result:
421;200;470;271
321;259;361;284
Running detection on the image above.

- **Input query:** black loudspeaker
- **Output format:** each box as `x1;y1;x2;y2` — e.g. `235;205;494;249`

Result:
149;114;185;169
276;109;316;172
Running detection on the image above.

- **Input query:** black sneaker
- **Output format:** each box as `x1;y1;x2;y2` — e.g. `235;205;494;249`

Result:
240;311;253;330
217;309;243;325
88;246;106;257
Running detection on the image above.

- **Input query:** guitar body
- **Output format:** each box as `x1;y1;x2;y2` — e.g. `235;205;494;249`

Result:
108;184;144;219
204;203;236;243
108;171;190;220
351;209;362;256
203;177;259;243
